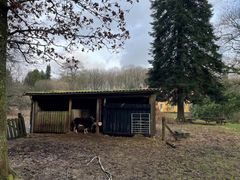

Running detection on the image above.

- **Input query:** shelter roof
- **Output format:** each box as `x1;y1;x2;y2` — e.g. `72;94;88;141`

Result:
26;88;160;96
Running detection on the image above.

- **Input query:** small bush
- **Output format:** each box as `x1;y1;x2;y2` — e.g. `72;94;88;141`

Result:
191;94;240;123
191;98;223;119
231;112;240;123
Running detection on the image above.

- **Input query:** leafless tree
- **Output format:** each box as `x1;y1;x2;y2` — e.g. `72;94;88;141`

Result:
0;0;138;178
218;5;240;73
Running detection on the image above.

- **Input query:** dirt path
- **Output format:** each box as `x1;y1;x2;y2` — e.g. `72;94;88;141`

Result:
8;124;240;180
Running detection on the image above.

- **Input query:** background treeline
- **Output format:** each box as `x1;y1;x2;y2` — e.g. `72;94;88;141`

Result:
6;65;148;112
6;64;240;122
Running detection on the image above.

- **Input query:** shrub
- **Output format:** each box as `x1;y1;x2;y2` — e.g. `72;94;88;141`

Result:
191;97;223;119
191;93;240;122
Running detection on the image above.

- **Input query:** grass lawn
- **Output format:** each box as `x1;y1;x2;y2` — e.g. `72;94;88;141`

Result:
224;123;240;133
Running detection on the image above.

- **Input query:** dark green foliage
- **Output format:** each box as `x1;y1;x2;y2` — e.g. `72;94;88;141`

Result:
24;65;51;87
148;0;225;120
191;78;240;122
24;69;44;87
191;97;223;118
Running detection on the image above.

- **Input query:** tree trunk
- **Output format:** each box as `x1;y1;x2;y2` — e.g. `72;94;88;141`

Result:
177;88;185;122
0;1;9;179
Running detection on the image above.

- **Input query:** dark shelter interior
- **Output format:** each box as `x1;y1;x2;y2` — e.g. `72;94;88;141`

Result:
28;89;158;136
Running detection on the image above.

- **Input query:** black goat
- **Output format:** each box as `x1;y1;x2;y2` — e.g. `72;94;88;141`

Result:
71;116;95;133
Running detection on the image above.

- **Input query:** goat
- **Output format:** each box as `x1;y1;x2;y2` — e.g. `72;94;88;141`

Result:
71;116;95;133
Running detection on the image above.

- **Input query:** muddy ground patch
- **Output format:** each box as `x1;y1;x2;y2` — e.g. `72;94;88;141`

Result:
8;124;240;180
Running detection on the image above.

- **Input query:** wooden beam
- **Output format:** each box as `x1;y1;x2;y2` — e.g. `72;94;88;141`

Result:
165;124;178;141
149;94;157;136
68;98;72;132
30;99;34;133
96;98;102;134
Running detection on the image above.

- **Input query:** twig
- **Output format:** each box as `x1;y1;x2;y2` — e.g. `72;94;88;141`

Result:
87;156;113;180
166;141;176;148
66;168;69;180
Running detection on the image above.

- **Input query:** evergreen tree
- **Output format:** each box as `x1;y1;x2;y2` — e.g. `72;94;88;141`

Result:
148;0;225;121
45;65;51;80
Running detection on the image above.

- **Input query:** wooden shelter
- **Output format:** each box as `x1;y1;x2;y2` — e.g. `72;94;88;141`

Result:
26;89;159;136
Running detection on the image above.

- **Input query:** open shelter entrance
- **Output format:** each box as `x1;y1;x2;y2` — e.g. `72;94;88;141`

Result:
27;89;158;136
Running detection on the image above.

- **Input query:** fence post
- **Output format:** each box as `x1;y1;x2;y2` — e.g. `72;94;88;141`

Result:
162;117;166;141
18;113;27;137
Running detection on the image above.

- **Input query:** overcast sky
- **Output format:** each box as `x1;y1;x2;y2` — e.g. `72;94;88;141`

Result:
17;0;238;79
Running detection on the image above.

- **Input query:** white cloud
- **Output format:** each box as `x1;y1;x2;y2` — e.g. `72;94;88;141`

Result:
17;0;237;79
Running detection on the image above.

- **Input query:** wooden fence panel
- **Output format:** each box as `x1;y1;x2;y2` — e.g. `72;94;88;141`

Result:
7;116;27;140
34;111;68;133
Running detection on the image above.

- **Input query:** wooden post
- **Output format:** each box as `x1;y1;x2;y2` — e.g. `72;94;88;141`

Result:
96;98;102;135
149;94;157;136
68;98;72;132
162;117;166;141
30;99;34;133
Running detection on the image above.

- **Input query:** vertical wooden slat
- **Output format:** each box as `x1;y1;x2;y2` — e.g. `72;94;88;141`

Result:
7;123;10;139
57;111;60;133
33;101;39;133
56;111;59;133
46;111;48;132
68;99;72;132
60;111;62;133
15;119;20;138
13;120;17;138
18;117;23;137
64;111;66;133
39;112;41;132
10;120;15;138
39;112;44;133
30;99;34;133
56;111;58;133
53;111;55;133
65;111;67;132
18;114;26;137
38;112;41;132
36;112;39;132
61;112;64;133
29;111;69;133
8;120;13;139
50;111;53;133
59;111;61;133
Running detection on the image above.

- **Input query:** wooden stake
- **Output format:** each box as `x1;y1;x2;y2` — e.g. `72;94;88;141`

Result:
162;117;166;141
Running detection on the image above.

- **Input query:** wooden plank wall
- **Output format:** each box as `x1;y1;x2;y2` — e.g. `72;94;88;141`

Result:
34;111;68;133
7;117;27;140
103;104;151;136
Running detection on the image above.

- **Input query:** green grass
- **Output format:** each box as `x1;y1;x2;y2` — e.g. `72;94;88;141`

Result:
224;123;240;133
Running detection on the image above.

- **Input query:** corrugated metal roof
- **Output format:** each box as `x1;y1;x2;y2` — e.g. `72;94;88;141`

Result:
25;88;160;96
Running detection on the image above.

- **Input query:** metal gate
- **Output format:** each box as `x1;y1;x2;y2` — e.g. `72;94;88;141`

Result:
131;113;150;135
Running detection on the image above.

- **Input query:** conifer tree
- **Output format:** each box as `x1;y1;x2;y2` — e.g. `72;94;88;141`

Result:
148;0;225;121
45;65;51;80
